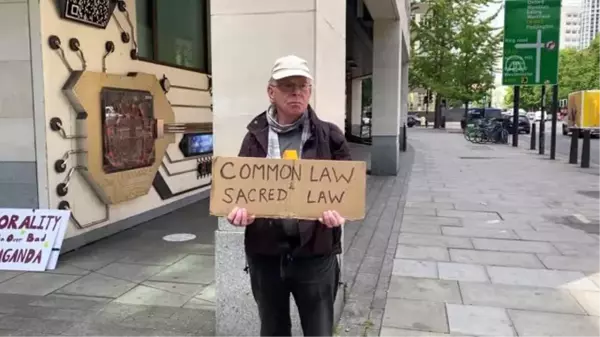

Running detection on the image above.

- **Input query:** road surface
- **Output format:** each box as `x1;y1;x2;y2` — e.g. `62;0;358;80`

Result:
520;121;599;164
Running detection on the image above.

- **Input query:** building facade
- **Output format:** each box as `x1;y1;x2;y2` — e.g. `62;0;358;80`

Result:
579;0;600;49
561;3;582;49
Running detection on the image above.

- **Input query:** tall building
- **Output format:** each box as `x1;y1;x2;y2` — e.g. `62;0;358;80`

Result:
561;3;582;49
579;0;600;49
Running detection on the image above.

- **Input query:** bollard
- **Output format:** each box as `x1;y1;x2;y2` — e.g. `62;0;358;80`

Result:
581;130;591;168
530;123;536;150
402;123;407;152
539;130;545;155
569;128;579;164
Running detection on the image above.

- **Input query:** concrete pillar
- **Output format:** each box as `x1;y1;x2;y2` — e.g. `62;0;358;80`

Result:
351;78;363;135
370;19;402;176
210;1;346;335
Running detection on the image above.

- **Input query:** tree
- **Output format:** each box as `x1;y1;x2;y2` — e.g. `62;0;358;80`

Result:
410;0;504;126
504;86;542;111
450;1;502;117
410;0;458;127
557;35;600;99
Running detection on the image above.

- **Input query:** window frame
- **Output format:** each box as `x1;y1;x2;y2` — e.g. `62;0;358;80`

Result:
136;0;212;74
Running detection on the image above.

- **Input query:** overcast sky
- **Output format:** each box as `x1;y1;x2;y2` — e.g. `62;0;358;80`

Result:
479;2;504;29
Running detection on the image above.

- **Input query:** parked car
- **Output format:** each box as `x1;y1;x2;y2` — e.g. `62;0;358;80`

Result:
461;108;503;129
407;114;421;127
505;115;531;134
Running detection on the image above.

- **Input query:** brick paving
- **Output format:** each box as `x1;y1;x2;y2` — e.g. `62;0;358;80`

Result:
378;129;600;336
337;150;414;337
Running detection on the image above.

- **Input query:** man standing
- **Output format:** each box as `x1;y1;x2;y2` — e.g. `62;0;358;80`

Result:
226;55;351;336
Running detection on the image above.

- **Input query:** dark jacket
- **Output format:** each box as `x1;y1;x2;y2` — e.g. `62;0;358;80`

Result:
238;105;352;257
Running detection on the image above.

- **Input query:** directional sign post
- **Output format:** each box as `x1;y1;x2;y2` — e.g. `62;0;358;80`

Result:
502;0;562;86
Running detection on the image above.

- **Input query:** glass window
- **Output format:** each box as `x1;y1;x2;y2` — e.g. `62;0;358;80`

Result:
135;0;210;73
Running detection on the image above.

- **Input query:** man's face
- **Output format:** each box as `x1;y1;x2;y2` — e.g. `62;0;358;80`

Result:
268;76;312;118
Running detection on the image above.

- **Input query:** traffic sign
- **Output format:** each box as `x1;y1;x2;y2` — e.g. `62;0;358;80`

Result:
502;0;561;86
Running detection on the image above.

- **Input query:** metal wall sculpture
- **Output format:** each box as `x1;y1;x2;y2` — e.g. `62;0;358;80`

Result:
58;0;117;29
101;88;156;173
47;0;213;228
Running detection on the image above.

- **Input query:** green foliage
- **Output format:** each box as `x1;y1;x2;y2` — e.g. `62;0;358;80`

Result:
450;2;502;105
504;85;542;110
410;0;502;107
557;35;599;99
410;0;457;97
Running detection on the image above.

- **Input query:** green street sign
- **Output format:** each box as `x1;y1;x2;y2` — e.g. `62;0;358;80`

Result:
502;0;561;86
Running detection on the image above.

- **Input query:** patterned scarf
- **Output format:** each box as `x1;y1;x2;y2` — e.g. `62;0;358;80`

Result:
266;105;311;159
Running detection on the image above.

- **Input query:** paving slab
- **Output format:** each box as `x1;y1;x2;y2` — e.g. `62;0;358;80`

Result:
514;229;597;243
446;303;515;336
508;309;600;336
441;227;517;239
96;262;166;283
149;254;214;284
404;208;437;216
405;201;455;210
0;271;22;283
397;233;473;249
382;299;448;333
401;215;462;226
569;290;600;316
387;276;462;304
438;262;489;283
114;284;197;307
537;254;600;272
395;245;449;261
400;223;443;234
552;242;600;256
459;282;585;314
437;210;501;220
392;259;438;278
380;327;457;336
55;272;136;298
449;248;544;268
486;266;599;291
0;272;81;296
472;238;559;254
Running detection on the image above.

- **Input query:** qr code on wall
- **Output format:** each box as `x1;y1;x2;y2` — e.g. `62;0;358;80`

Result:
63;0;114;28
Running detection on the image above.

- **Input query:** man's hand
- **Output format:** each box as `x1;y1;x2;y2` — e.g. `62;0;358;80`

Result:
227;207;256;227
319;210;345;228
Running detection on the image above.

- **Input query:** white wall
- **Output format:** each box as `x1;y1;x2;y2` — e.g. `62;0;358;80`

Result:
38;0;212;239
211;0;346;157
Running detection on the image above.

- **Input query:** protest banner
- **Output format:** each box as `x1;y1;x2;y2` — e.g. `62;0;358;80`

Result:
0;208;71;271
210;156;366;220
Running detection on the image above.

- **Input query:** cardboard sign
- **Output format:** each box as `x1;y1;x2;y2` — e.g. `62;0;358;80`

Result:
0;208;71;271
210;156;366;220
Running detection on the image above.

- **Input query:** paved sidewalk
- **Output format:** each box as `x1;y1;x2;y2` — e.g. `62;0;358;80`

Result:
381;129;600;336
0;200;218;336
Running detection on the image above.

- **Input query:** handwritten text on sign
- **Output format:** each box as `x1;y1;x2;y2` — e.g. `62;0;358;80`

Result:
0;209;71;271
209;156;366;220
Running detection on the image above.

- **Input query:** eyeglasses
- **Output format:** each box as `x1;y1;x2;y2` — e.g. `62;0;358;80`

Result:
273;82;312;92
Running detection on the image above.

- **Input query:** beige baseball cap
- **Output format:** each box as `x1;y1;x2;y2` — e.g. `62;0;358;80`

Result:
270;55;313;80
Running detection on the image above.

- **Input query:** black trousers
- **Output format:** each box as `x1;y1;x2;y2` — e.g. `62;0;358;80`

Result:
247;253;340;336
